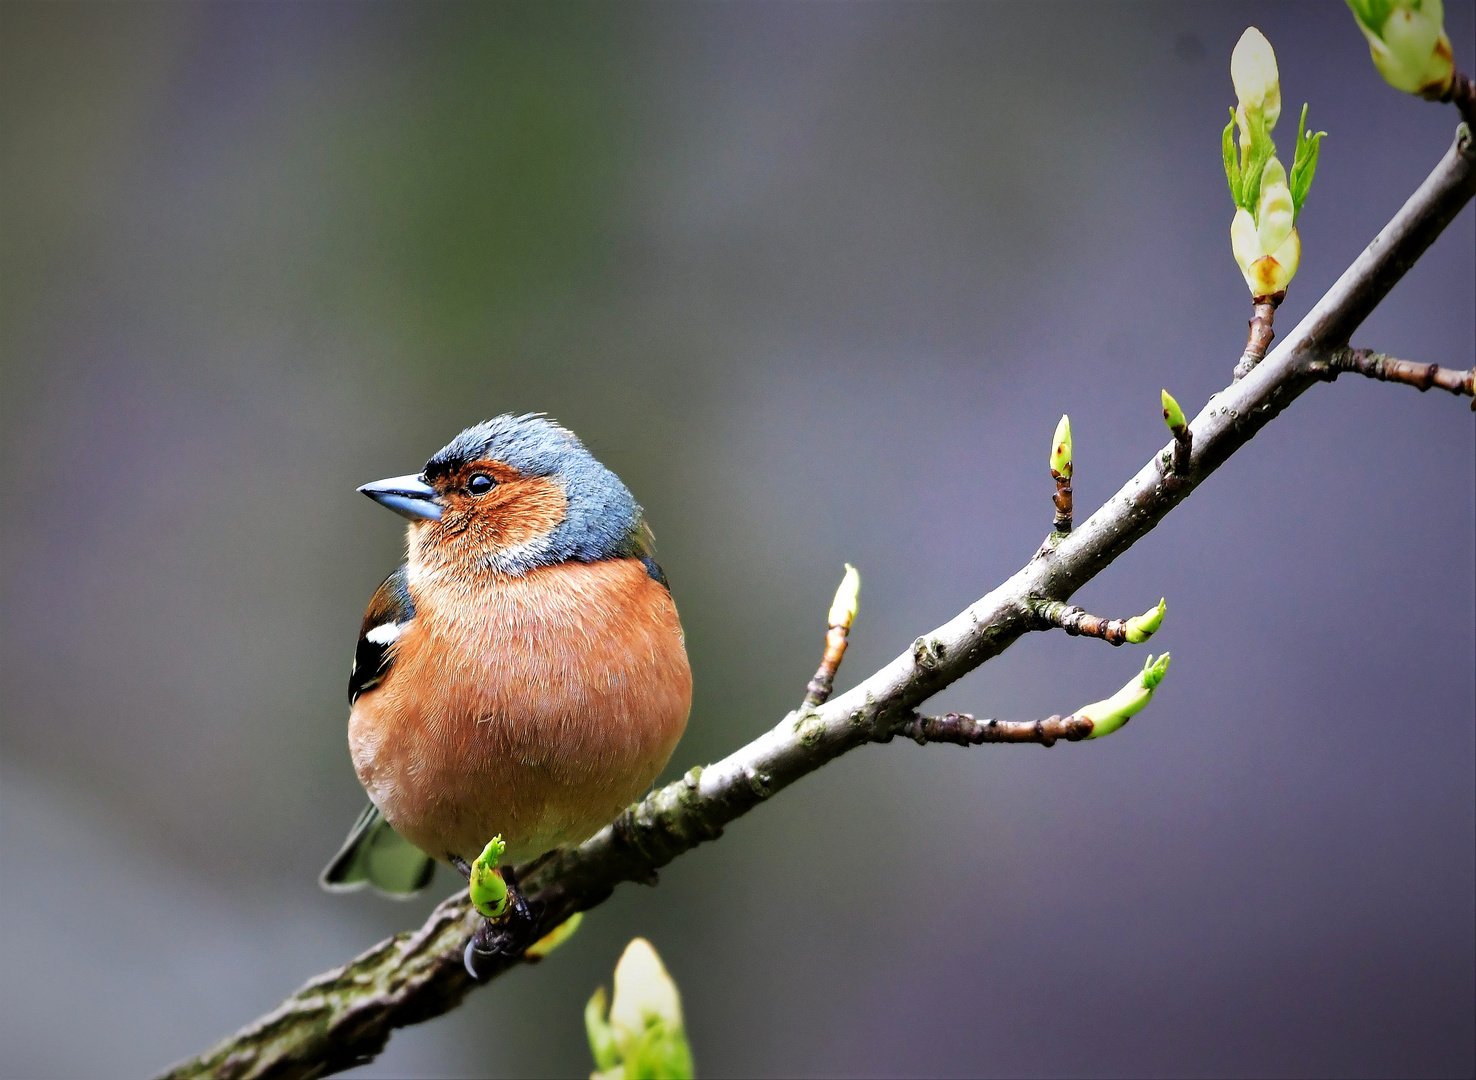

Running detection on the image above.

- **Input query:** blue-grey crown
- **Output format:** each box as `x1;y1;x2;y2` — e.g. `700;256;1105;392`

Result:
425;414;645;572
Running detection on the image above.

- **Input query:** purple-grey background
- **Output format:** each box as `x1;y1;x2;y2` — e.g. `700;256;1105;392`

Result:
2;2;1472;1077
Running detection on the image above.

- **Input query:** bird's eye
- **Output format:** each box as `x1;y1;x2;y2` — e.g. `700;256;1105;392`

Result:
467;474;495;496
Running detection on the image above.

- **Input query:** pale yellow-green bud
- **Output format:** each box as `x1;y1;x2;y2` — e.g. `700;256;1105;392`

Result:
1080;653;1172;739
1124;599;1166;644
1231;206;1301;296
828;564;861;630
1161;390;1186;432
469;836;508;920
586;938;694;1079
610;938;683;1034
1347;0;1455;96
1050;414;1073;480
1231;27;1282;131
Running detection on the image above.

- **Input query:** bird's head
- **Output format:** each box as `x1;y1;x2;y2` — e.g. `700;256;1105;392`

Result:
359;415;647;581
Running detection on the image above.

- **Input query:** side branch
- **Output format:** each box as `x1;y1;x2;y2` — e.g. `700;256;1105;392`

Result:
1035;601;1123;645
803;565;861;708
162;127;1476;1080
1318;346;1476;404
898;712;1095;747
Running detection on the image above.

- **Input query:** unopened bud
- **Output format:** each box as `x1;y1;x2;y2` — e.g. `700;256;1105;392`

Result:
1231;27;1282;130
610;938;683;1034
1124;598;1166;644
587;938;694;1079
1223;26;1320;292
1050;414;1073;480
828;564;861;630
1231;206;1301;296
1080;653;1172;739
469;836;508;919
1346;0;1455;96
1161;390;1186;432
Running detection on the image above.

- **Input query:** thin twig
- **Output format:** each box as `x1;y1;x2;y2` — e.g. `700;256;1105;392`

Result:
896;711;1095;747
159;126;1476;1080
1232;289;1284;380
1166;422;1193;476
1317;346;1476;408
803;622;850;709
1429;71;1476;129
1031;600;1132;645
1052;471;1073;533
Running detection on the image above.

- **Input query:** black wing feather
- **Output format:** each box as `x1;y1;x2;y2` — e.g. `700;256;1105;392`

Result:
349;564;415;705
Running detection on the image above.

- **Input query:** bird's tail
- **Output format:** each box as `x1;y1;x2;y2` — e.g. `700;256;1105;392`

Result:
319;802;435;897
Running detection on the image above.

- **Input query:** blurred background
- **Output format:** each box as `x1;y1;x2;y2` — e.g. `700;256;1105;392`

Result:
2;2;1472;1077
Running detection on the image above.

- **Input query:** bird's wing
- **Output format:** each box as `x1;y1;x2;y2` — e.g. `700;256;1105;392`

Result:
349;563;415;705
633;521;669;588
319;802;435;896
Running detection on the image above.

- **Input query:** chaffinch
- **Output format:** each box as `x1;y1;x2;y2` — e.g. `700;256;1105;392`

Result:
320;415;691;973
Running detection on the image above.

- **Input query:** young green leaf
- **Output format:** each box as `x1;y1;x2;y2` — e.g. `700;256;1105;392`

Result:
585;987;620;1073
1288;103;1326;219
1346;0;1396;31
1238;107;1275;219
1223;112;1242;204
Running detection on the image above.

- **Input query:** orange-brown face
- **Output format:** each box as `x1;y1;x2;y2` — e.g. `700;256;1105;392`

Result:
412;458;569;577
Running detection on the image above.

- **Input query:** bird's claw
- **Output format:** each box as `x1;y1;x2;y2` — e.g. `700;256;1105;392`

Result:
462;866;540;981
462;916;535;978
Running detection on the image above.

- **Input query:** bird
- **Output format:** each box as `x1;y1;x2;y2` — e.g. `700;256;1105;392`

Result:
319;414;692;971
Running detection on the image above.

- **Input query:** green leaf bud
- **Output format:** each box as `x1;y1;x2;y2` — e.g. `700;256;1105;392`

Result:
828;563;861;630
1050;414;1073;480
469;836;508;920
1346;0;1454;96
1161;390;1186;432
1124;598;1167;644
1080;653;1172;739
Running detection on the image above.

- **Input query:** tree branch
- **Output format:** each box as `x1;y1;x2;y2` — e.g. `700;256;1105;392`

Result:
161;125;1476;1080
1316;346;1476;405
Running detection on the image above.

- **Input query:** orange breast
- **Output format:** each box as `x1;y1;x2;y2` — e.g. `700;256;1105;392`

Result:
347;558;692;865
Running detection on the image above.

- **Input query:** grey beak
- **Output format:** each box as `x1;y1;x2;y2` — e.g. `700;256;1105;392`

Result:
358;474;443;521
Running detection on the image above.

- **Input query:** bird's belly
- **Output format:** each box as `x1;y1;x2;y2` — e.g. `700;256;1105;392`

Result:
348;558;691;865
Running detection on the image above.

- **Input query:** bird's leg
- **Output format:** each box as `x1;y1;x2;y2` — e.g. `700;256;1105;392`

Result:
462;863;541;980
449;854;473;880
